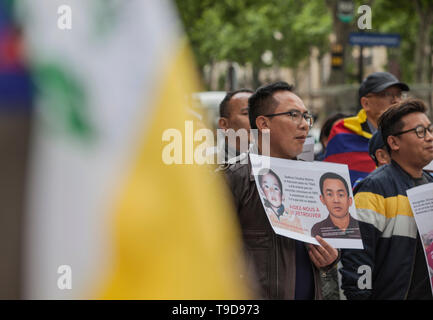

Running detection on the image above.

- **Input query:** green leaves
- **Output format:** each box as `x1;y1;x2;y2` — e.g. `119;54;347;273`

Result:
175;0;332;69
176;0;433;86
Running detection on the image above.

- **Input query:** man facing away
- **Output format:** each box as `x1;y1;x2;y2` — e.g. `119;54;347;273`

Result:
324;72;409;186
223;82;339;300
340;99;433;299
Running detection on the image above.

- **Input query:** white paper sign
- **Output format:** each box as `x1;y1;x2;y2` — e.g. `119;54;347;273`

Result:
297;136;315;162
250;154;363;249
424;160;433;172
407;182;433;295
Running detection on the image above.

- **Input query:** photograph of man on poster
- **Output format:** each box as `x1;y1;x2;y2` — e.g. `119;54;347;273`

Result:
311;172;361;239
422;231;433;289
258;169;304;234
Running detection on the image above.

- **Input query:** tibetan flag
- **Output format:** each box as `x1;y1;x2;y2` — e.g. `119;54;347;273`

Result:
324;109;376;186
19;0;250;299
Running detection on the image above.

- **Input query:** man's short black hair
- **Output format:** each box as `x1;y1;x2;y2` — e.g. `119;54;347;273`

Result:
378;98;427;153
219;88;254;118
248;81;294;129
319;172;350;196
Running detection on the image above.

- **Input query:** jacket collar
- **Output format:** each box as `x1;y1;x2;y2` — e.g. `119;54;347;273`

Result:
247;143;258;182
390;159;433;187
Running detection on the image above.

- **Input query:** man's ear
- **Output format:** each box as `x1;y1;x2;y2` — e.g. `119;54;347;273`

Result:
256;115;270;131
387;135;400;152
319;194;325;205
360;96;369;111
218;117;229;130
376;149;391;166
360;97;369;109
348;197;353;207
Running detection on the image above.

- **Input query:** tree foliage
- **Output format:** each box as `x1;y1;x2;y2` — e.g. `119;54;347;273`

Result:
176;0;433;86
370;0;423;83
175;0;331;70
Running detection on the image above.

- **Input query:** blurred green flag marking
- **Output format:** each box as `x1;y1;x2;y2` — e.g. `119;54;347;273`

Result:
34;62;94;141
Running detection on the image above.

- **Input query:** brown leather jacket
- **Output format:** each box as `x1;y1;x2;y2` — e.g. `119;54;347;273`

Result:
223;154;324;299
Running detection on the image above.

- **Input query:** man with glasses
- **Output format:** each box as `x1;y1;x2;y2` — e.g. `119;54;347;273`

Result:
324;72;409;186
223;82;339;300
340;99;433;300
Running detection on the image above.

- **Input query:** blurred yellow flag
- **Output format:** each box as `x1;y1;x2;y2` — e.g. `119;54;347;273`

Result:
102;43;249;299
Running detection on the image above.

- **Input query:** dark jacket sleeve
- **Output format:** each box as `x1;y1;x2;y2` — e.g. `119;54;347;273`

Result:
340;221;381;299
224;166;243;213
339;179;383;300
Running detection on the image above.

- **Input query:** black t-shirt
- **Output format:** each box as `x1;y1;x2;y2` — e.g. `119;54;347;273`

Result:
294;241;315;300
407;175;433;300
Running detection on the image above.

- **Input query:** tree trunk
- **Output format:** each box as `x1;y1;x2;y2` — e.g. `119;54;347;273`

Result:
252;65;260;89
414;0;433;83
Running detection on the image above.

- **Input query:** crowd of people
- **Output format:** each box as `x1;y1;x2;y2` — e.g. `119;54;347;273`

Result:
216;72;433;300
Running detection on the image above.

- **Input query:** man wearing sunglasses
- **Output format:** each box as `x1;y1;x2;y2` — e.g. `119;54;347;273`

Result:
340;99;433;300
223;82;339;300
324;72;409;186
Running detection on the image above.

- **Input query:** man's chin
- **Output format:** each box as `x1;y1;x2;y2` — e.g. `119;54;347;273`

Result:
330;212;348;219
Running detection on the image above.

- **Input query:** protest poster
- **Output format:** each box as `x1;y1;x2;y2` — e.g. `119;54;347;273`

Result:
297;136;315;162
406;183;433;295
249;153;363;249
425;160;433;172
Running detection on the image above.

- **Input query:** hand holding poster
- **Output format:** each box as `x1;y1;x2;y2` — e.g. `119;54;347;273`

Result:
250;154;363;249
407;183;433;295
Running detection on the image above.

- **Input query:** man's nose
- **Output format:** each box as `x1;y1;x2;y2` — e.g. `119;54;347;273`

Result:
299;117;309;130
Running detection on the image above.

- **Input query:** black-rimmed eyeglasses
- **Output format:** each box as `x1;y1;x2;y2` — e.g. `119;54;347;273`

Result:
393;124;433;139
263;110;314;128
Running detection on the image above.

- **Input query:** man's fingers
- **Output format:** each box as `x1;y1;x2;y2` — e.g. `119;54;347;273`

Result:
309;244;325;259
315;236;338;263
315;235;332;252
308;250;321;267
315;243;331;260
309;245;326;266
308;240;338;268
